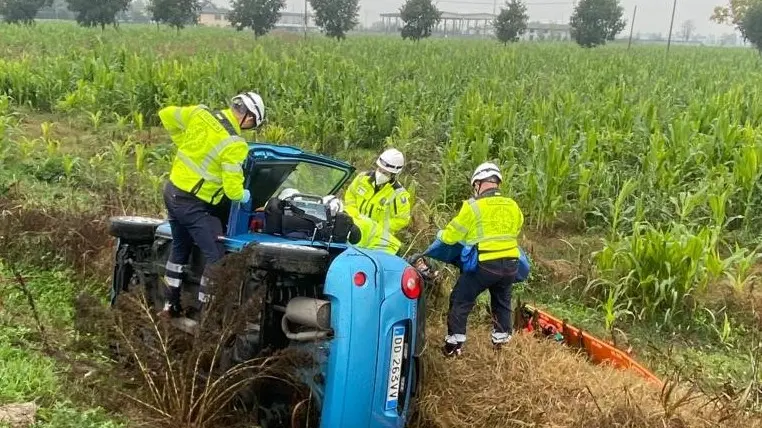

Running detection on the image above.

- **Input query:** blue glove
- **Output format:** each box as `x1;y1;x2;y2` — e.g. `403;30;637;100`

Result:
240;189;251;204
423;238;462;265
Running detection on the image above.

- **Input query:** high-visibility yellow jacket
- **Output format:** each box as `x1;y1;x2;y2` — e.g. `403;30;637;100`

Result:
438;189;523;261
159;105;249;205
343;171;412;236
347;210;401;255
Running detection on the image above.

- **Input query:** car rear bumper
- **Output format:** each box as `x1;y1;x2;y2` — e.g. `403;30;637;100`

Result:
319;248;418;428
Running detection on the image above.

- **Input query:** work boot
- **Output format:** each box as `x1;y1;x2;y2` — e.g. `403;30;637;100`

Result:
158;286;182;318
491;330;512;350
157;302;182;318
442;341;463;358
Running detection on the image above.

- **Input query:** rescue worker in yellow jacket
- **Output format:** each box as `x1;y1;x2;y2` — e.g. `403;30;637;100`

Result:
324;195;401;255
159;92;266;317
429;162;524;357
342;148;412;254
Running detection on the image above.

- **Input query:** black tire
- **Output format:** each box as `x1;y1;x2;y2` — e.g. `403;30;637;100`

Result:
406;356;423;425
108;216;165;242
246;242;329;275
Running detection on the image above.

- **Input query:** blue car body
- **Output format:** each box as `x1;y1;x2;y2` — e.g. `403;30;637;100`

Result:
145;143;424;428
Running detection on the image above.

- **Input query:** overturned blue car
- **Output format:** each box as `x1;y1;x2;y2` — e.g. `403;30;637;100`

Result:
107;143;426;428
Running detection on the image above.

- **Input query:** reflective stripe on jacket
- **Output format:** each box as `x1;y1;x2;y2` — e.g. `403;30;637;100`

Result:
343;171;412;236
438;190;523;261
159;105;248;205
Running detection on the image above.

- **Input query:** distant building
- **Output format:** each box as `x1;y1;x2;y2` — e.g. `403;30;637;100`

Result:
197;2;318;31
198;2;229;27
378;11;570;40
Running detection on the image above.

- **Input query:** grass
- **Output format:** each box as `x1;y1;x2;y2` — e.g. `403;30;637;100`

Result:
0;263;126;427
2;21;762;426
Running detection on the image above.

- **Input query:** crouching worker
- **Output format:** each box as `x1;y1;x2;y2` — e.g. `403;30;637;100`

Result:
323;196;401;255
423;162;524;357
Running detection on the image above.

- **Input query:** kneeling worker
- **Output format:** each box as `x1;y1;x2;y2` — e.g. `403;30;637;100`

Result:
424;162;524;357
324;195;401;255
343;148;412;250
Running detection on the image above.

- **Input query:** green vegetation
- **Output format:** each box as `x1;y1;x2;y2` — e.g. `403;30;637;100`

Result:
1;22;762;424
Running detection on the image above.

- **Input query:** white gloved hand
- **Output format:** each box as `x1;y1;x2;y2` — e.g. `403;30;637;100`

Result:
240;189;251;204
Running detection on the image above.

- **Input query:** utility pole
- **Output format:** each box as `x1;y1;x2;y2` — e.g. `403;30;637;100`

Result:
666;0;677;55
303;0;308;40
627;5;637;50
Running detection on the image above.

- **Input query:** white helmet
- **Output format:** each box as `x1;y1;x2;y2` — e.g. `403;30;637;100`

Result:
322;195;344;217
278;188;300;200
471;162;502;186
376;148;405;175
231;91;265;128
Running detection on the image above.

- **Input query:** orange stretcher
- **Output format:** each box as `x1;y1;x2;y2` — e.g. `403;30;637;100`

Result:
513;300;663;387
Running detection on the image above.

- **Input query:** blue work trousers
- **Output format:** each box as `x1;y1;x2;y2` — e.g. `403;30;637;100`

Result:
162;181;226;303
447;258;518;341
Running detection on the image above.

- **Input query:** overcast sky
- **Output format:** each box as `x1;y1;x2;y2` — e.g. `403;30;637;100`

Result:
213;0;738;36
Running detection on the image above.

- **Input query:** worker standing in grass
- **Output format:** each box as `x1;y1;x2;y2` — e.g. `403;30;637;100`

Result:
342;148;412;254
423;162;524;357
158;92;266;318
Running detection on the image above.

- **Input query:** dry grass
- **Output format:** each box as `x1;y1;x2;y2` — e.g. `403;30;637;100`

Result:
413;321;762;428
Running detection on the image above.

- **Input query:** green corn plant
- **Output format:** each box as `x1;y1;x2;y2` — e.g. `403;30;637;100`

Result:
733;137;762;233
132;112;145;131
61;155;79;181
113;112;130;137
601;177;638;241
17;136;38;162
724;244;760;294
40;121;53;144
134;143;146;174
599;279;634;333
707;179;733;247
88;110;104;131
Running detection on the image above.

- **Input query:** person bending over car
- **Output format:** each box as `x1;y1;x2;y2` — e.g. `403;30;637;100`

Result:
158;91;266;318
343;148;412;250
324;195;401;255
423;162;524;357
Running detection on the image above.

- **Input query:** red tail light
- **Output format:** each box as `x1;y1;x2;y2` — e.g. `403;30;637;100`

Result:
353;271;367;287
401;267;422;299
249;217;263;232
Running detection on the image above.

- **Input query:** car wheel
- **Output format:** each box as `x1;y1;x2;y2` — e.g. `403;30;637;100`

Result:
108;216;164;242
246;242;329;275
407;356;423;422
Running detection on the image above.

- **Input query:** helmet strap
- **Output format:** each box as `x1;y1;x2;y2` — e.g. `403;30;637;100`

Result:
239;111;253;130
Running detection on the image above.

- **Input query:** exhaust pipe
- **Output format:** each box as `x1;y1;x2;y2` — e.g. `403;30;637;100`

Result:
281;297;332;341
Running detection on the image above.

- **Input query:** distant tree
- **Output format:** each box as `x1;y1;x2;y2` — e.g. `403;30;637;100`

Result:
66;0;132;30
569;0;626;47
742;1;762;51
0;0;53;24
493;0;529;44
711;0;762;39
147;0;201;32
308;0;359;40
398;0;441;41
678;19;696;41
228;0;285;38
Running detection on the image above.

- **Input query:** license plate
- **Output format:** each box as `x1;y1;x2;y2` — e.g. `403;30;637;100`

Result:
385;326;406;411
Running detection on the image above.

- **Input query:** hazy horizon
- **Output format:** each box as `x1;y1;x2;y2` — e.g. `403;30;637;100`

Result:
210;0;740;37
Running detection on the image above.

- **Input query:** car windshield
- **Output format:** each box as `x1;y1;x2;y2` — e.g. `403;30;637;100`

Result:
273;162;348;200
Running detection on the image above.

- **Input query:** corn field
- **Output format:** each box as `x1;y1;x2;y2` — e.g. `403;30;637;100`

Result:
2;22;762;330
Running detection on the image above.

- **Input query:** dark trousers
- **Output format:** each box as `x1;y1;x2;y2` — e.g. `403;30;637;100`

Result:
162;181;226;303
447;258;518;341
